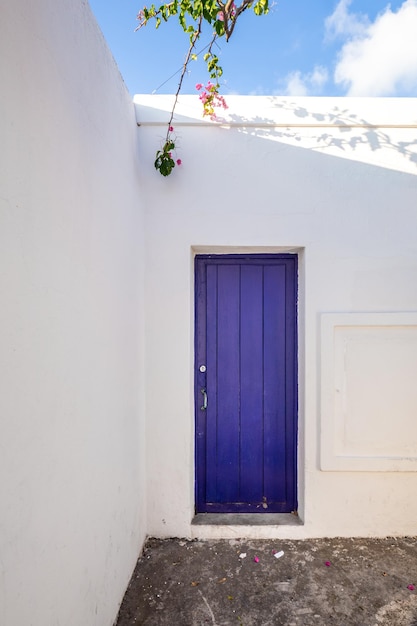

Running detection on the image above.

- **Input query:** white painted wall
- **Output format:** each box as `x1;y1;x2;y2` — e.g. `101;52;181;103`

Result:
0;2;145;625
135;94;417;540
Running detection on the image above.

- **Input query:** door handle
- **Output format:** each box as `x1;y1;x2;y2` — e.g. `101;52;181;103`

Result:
200;388;208;410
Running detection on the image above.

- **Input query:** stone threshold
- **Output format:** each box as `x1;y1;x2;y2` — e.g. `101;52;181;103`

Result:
192;513;302;527
190;513;306;540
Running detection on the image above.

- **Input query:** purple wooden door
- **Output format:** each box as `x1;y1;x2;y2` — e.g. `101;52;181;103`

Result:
195;254;298;514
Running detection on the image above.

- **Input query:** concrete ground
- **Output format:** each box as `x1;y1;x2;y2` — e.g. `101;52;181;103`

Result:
116;536;417;626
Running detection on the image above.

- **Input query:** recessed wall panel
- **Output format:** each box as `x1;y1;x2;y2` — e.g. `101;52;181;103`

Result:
321;313;417;471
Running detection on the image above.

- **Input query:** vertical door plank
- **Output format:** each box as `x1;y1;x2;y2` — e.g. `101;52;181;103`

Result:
240;265;264;503
263;264;287;504
216;264;240;502
284;259;297;502
205;264;218;503
195;258;207;510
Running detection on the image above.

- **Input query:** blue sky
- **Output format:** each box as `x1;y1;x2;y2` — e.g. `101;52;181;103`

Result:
89;0;417;97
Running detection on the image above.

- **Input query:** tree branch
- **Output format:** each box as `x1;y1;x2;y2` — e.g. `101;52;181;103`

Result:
165;15;203;140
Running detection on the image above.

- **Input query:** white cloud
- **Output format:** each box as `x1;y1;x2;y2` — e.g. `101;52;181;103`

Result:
310;66;329;89
325;0;369;40
330;0;417;96
284;71;308;96
282;66;329;96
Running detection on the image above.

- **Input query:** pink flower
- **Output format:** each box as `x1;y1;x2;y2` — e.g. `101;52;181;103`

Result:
325;561;331;567
408;584;415;591
169;126;174;132
176;159;182;166
253;556;259;563
195;83;203;90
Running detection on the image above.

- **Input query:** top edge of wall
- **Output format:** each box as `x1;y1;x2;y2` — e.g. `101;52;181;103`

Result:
133;95;417;128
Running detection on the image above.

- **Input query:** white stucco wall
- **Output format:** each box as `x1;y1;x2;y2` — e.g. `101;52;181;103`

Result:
0;2;146;625
135;94;417;540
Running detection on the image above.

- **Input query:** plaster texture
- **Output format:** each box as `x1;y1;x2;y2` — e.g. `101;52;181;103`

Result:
0;2;146;625
116;536;417;626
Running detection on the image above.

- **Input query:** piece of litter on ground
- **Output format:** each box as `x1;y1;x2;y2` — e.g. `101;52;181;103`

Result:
191;581;199;587
296;608;313;615
239;553;247;559
218;577;227;584
253;556;260;563
325;561;331;567
407;584;415;591
274;550;284;559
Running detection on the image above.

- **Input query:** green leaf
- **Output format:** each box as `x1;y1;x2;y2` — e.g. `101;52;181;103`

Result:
154;151;175;176
179;12;186;30
194;0;203;16
202;8;213;22
253;0;269;15
191;53;198;61
207;56;218;72
215;20;225;35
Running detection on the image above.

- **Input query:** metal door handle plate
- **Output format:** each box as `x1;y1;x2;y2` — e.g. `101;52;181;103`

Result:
200;388;208;410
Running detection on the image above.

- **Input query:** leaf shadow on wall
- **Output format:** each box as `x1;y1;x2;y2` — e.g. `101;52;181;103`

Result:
224;98;417;174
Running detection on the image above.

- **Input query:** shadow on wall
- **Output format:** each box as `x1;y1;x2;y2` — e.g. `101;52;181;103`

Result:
224;98;417;173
